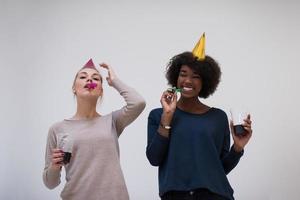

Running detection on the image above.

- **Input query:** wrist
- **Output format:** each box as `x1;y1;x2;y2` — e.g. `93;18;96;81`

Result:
50;163;62;171
160;123;171;130
158;125;171;138
233;144;244;153
163;109;175;115
161;111;174;120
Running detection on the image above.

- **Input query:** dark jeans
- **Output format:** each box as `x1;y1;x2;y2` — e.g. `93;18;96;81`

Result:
161;188;228;200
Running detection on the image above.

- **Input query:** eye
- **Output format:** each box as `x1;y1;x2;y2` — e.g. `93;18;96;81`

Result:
179;73;187;77
193;75;200;79
79;76;86;79
93;77;100;81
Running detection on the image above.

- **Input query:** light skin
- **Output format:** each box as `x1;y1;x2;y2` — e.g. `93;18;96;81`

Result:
158;65;252;152
50;62;116;170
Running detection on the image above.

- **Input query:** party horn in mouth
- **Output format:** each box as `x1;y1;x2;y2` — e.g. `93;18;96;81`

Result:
86;82;97;89
167;87;182;93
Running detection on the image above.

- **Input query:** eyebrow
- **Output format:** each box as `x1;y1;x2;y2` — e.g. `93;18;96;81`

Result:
78;72;101;77
92;73;101;77
179;69;187;73
179;69;199;75
78;72;87;75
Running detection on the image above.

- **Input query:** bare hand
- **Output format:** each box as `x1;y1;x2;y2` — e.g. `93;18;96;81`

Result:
160;90;177;114
157;90;177;138
51;148;64;170
99;63;116;86
231;114;253;152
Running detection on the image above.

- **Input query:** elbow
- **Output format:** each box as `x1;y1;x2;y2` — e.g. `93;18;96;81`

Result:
43;170;60;190
134;91;146;109
222;163;235;175
224;168;231;175
149;160;160;167
137;98;146;112
43;179;60;190
147;157;160;167
132;98;146;114
146;149;161;167
45;183;58;190
125;91;146;114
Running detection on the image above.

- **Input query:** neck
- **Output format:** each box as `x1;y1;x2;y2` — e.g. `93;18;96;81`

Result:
73;97;99;119
177;96;209;113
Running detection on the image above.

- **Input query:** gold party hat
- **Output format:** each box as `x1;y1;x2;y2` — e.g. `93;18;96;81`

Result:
192;33;206;60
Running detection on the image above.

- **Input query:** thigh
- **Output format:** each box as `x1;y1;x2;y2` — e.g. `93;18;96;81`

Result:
195;190;228;200
161;190;227;200
161;192;192;200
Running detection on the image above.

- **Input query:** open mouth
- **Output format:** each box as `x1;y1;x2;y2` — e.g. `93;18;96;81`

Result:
84;83;97;89
182;86;193;92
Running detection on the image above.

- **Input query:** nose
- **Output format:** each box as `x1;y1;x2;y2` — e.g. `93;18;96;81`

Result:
183;76;192;84
86;78;92;83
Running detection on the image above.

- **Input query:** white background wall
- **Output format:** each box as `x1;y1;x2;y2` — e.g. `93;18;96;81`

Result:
1;0;300;199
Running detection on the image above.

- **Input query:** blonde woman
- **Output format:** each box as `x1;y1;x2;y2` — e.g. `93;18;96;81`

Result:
43;59;145;200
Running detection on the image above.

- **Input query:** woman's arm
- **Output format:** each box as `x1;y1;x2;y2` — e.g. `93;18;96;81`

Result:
43;127;62;189
220;117;244;174
100;63;145;135
146;110;171;166
220;137;244;174
146;90;177;166
111;78;146;135
221;113;253;174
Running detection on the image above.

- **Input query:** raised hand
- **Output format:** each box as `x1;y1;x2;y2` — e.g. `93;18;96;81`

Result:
99;63;116;86
161;90;177;114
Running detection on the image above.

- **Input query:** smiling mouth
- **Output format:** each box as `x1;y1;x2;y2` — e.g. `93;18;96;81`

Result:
182;87;193;92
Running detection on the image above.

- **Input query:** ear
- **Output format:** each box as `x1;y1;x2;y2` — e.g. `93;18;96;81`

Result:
72;87;76;94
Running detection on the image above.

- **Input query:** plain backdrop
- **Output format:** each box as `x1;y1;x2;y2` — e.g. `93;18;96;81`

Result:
1;0;300;199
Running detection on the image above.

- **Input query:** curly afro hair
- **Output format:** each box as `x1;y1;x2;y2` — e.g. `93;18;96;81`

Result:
165;52;221;98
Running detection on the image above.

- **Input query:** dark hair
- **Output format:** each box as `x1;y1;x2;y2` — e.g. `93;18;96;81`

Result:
166;51;221;98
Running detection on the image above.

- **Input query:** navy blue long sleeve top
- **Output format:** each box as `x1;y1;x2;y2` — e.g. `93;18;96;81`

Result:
146;107;243;200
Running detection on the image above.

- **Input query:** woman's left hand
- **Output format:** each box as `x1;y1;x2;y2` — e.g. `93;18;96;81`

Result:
231;114;253;152
99;63;116;86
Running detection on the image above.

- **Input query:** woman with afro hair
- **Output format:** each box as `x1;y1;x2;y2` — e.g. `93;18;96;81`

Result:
146;35;252;200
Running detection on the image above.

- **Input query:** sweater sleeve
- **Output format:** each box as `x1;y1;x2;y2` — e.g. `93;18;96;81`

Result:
146;109;170;166
43;126;61;189
111;78;146;136
220;116;244;174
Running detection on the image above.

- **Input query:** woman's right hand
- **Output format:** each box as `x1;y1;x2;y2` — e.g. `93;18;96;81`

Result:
160;90;177;114
50;148;64;170
158;90;177;138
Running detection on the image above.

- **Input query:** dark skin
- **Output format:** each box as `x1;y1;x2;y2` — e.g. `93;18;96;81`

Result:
158;65;252;152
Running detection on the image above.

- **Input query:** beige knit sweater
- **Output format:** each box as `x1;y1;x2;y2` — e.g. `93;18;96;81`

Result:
43;78;145;200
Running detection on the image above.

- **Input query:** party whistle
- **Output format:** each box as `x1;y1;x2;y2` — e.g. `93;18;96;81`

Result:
86;82;97;89
167;87;182;93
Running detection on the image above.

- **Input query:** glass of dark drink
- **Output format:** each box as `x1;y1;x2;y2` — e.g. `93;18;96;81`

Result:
63;152;72;164
57;133;73;164
230;108;248;136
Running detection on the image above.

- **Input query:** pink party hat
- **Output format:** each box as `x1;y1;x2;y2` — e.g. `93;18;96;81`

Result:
82;58;96;69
